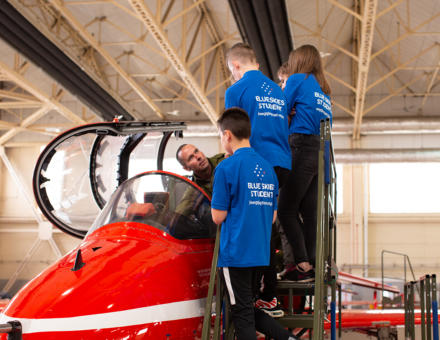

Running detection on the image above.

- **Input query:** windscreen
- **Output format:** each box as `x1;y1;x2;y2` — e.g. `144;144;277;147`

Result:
89;172;217;240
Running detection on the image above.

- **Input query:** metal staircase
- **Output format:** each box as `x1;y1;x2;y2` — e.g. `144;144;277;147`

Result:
202;119;338;339
274;119;339;339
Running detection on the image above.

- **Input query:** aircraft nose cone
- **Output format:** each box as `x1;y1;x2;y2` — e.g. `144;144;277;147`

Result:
1;223;213;339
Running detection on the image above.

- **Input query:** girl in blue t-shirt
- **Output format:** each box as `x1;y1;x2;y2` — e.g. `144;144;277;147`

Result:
278;45;332;281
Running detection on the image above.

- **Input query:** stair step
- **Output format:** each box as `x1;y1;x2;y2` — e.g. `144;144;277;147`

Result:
277;280;315;296
277;313;314;329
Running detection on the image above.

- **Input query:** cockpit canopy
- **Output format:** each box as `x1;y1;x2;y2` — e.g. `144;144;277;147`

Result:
89;171;216;240
33;121;216;239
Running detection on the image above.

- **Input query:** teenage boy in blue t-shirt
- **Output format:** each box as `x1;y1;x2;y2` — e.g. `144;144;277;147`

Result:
225;42;290;316
225;43;291;174
212;108;296;340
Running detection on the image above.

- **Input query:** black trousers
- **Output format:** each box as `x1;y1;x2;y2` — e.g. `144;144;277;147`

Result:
220;267;292;340
260;166;289;301
278;134;320;266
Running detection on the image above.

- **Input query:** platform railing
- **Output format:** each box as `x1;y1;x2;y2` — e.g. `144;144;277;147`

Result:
381;249;418;307
404;274;439;340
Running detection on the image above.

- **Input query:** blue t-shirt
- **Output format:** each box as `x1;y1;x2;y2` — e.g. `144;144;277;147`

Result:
224;70;291;170
284;73;332;135
211;147;278;268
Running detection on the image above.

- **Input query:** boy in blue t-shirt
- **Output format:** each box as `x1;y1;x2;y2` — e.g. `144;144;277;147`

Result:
225;42;290;316
225;43;291;173
212;108;295;340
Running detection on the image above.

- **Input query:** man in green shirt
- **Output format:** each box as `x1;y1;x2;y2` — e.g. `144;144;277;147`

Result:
176;144;225;197
164;144;224;239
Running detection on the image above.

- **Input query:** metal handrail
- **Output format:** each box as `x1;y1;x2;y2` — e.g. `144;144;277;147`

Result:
313;119;338;340
381;249;418;305
201;226;221;339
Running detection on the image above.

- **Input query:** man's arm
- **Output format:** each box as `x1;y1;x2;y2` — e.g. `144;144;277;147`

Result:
273;210;277;224
211;208;227;225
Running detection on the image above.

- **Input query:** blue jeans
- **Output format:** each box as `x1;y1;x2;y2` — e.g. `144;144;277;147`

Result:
278;133;319;266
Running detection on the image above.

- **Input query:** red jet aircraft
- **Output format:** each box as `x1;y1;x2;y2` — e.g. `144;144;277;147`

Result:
0;121;217;339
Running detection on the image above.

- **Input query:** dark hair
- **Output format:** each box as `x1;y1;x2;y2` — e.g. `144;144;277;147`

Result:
217;108;251;140
176;144;188;165
226;43;257;64
277;61;290;78
287;44;331;95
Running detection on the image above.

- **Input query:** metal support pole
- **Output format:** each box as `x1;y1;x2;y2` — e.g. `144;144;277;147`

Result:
422;279;426;340
331;279;336;340
213;274;222;340
330;300;336;340
405;283;409;339
312;120;327;340
333;224;337;271
201;226;221;340
324;185;330;283
338;283;342;338
427;275;432;340
432;275;438;340
410;281;416;340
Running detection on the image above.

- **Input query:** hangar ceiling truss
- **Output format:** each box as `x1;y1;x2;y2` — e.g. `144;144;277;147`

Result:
289;0;440;140
0;0;438;137
0;52;92;147
7;0;233;123
129;0;219;124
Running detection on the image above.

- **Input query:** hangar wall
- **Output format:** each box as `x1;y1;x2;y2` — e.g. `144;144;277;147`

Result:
337;164;440;282
0;146;81;294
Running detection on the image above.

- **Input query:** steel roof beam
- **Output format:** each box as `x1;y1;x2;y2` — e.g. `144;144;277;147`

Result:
128;0;218;125
0;0;133;121
419;49;440;111
352;0;378;140
0;59;86;127
49;0;163;120
371;12;440;61
0;106;50;146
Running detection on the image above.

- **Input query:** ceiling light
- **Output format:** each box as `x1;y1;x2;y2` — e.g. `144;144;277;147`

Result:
167;110;179;116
